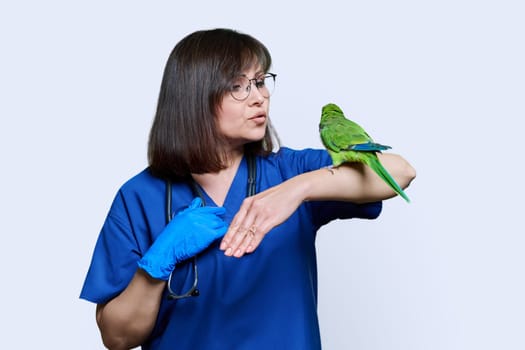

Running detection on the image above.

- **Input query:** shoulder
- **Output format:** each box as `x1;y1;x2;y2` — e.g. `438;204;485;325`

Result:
119;168;163;194
105;168;165;220
111;168;194;222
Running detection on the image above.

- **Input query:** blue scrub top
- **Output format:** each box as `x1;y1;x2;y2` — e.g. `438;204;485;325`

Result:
80;147;382;350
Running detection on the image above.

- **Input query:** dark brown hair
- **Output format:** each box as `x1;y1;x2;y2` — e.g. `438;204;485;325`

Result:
148;28;280;180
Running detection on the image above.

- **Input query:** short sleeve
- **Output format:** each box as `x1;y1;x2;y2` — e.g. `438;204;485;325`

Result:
79;191;142;304
310;200;382;228
274;147;383;229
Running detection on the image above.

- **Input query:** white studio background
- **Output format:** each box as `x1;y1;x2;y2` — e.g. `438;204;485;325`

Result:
1;1;523;349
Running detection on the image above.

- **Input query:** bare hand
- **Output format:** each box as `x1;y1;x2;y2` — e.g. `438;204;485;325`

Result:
219;181;304;258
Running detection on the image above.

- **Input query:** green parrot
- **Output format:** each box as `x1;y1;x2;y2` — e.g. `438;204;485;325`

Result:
319;103;410;203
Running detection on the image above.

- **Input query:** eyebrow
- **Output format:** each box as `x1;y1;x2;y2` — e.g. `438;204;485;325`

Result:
240;70;265;79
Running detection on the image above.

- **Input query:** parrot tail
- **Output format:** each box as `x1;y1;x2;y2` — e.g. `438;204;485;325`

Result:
368;156;410;203
350;142;391;152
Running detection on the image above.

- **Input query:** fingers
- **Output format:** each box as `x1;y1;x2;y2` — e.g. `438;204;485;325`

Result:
215;225;228;238
199;215;228;231
188;197;203;209
219;199;256;257
220;196;270;258
219;187;289;258
220;204;249;251
221;225;258;258
194;205;226;216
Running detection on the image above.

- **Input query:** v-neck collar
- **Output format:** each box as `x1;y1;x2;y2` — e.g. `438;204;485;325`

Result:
192;156;248;212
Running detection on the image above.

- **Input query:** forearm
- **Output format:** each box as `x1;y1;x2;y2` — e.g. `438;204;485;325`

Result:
220;153;415;258
294;153;416;203
96;269;166;349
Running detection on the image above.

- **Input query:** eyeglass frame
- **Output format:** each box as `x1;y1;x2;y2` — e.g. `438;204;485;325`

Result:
229;72;277;101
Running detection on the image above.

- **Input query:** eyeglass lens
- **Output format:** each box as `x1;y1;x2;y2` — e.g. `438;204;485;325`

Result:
230;73;276;101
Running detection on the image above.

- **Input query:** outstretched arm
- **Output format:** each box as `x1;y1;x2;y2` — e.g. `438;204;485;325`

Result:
219;153;415;258
308;153;416;203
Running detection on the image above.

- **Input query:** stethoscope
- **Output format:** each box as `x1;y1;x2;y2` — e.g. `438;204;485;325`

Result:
164;155;257;299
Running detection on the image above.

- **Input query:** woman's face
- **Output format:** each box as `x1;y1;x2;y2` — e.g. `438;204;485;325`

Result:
216;66;270;151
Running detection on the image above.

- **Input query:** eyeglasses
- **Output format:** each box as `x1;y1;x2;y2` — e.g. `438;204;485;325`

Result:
230;73;277;101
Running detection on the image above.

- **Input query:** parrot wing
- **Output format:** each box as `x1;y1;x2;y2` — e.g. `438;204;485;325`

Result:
320;118;391;152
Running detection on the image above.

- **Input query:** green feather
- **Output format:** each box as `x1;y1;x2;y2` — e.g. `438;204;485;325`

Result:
319;103;410;203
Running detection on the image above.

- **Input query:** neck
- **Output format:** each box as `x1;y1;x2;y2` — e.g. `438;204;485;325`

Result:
191;151;244;206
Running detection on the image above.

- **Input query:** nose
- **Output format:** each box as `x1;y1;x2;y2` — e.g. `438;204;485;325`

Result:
248;83;265;105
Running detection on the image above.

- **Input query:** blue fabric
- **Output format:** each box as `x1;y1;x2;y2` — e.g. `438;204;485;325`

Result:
80;147;382;350
137;197;228;280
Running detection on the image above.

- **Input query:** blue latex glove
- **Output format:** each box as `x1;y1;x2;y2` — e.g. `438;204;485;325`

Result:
137;197;227;280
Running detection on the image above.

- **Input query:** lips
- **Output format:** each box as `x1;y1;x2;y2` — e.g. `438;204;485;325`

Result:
249;113;266;124
249;113;266;119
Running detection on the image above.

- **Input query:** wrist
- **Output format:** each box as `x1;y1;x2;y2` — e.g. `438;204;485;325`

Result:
137;257;174;281
287;170;317;203
297;167;340;202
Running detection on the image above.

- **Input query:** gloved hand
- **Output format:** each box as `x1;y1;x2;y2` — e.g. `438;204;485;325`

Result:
138;197;227;280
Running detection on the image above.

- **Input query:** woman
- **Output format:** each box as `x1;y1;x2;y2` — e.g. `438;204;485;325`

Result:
80;28;416;349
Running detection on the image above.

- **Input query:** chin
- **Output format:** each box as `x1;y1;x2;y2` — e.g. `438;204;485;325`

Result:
252;130;267;141
242;134;265;145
